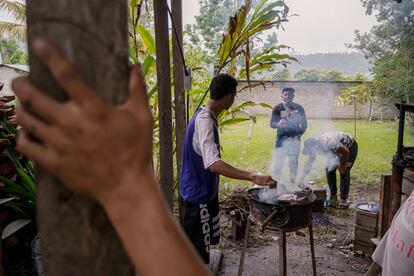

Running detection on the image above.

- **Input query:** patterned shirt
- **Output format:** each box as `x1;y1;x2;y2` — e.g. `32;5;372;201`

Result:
318;132;354;153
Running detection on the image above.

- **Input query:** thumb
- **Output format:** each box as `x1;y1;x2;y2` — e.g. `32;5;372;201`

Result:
123;65;150;116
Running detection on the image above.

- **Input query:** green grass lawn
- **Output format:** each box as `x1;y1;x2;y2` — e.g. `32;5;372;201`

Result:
219;116;414;192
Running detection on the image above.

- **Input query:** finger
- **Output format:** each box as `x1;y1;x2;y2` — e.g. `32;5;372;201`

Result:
124;65;150;117
31;38;106;108
17;131;55;170
16;107;52;143
12;77;66;125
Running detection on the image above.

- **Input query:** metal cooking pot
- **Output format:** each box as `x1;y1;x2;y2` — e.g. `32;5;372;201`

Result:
248;188;316;232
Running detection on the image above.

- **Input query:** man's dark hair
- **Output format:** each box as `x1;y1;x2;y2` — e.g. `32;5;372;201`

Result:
209;73;238;100
282;87;295;94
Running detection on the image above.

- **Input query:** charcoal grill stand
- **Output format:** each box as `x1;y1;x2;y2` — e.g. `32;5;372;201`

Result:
237;214;317;276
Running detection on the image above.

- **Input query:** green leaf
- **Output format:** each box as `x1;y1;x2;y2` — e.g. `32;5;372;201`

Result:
258;102;273;109
0;175;35;203
219;118;250;127
142;55;155;76
6;202;31;218
5;146;23;169
2;219;32;239
17;168;36;196
0;120;16;134
137;24;156;55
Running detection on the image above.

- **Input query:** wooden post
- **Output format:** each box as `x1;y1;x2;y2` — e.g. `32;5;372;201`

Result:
26;1;134;275
172;0;186;189
379;174;392;237
389;164;403;227
279;231;287;276
154;0;174;208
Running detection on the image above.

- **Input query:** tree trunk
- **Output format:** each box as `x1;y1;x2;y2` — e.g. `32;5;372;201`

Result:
368;99;373;122
172;0;186;193
154;0;174;208
26;1;134;275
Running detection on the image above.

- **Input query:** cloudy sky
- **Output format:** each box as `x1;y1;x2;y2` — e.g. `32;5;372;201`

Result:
182;0;377;54
0;0;377;54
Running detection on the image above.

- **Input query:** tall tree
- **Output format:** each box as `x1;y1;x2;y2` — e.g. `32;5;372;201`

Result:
26;0;134;274
0;0;26;39
351;0;414;105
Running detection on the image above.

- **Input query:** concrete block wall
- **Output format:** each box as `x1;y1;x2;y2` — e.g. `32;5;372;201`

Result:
236;80;388;119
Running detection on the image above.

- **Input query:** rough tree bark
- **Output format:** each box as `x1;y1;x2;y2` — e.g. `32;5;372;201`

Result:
172;0;186;193
26;1;134;275
154;0;174;208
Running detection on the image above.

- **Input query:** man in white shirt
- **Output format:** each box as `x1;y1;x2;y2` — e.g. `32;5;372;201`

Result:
180;73;276;263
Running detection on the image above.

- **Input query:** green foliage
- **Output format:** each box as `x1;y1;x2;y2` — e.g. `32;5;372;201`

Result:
336;79;378;121
0;120;36;239
216;0;295;79
263;32;278;49
187;0;240;56
127;0;297;181
294;69;322;81
294;69;346;81
337;84;376;106
190;0;297;128
351;0;414;106
0;39;28;64
272;68;291;80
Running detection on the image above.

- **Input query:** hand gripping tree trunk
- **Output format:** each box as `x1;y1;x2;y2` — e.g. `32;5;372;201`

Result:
26;1;134;275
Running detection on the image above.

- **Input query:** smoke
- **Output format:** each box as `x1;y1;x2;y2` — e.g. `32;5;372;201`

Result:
258;187;282;204
264;82;346;196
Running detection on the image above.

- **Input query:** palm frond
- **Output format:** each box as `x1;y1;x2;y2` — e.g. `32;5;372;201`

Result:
0;0;26;24
0;21;26;39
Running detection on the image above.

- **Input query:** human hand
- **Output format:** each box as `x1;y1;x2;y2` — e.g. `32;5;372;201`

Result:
338;164;347;174
13;38;153;204
278;119;286;127
251;174;277;188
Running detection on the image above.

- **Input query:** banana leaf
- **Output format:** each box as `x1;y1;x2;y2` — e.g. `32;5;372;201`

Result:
137;24;156;55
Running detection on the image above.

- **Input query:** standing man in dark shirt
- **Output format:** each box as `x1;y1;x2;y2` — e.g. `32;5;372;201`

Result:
270;87;307;186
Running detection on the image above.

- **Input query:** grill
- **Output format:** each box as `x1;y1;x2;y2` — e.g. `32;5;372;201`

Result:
238;187;317;276
248;188;315;231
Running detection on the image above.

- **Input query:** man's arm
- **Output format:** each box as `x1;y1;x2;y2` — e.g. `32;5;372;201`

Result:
14;38;207;276
299;105;308;134
209;160;276;186
335;145;350;173
270;106;281;129
195;113;276;187
297;155;316;185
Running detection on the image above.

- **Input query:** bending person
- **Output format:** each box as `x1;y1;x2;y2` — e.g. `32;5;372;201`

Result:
298;132;358;207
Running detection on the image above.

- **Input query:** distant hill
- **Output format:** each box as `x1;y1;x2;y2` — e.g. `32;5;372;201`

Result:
288;52;371;76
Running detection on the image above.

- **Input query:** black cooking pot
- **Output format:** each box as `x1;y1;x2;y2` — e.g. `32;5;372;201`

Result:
248;188;316;232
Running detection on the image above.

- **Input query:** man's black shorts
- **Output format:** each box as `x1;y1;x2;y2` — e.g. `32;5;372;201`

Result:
180;196;220;264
